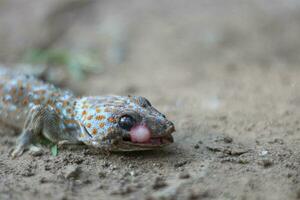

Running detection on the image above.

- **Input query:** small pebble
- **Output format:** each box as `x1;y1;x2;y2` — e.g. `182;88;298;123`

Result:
61;165;81;179
21;170;35;177
29;148;43;157
20;165;35;177
296;187;300;198
98;171;106;179
223;136;233;143
102;161;111;168
188;188;210;200
259;150;268;156
39;177;49;183
152;177;167;190
268;138;284;145
130;171;136;176
110;185;134;195
179;171;190;179
258;159;273;168
174;160;188;168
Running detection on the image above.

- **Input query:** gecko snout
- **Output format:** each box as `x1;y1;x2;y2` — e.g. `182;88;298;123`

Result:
120;116;175;147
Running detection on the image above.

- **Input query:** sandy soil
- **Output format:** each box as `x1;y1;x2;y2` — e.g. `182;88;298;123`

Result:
1;1;300;200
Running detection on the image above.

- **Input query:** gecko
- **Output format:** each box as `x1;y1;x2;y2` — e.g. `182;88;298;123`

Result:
0;67;175;157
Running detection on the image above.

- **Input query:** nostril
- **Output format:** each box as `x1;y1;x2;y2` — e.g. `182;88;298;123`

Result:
162;120;172;128
167;120;174;127
166;121;175;132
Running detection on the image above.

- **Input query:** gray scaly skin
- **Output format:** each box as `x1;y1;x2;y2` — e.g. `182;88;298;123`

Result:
0;67;175;157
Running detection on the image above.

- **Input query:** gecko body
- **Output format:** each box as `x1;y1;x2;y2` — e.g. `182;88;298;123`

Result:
0;68;175;157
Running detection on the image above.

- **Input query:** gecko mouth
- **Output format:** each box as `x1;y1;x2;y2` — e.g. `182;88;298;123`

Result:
122;134;174;147
121;125;175;147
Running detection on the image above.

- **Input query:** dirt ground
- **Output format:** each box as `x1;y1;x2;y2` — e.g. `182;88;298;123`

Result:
1;1;300;200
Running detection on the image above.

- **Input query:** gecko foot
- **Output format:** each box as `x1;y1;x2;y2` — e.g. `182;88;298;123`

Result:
11;145;44;158
11;129;35;158
11;145;26;158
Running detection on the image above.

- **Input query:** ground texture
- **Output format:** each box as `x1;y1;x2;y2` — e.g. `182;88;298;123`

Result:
0;1;300;200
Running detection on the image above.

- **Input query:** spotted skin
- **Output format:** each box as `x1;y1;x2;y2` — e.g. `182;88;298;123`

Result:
0;68;175;157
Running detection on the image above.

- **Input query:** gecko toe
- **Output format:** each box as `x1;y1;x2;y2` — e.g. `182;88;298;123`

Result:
11;146;25;158
28;145;44;156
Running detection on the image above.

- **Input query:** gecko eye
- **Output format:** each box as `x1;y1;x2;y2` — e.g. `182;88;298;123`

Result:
119;115;136;131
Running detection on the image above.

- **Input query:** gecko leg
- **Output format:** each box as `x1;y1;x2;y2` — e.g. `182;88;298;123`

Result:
11;129;36;158
11;105;76;158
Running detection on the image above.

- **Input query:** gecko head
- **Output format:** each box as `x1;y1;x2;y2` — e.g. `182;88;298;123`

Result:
75;96;175;151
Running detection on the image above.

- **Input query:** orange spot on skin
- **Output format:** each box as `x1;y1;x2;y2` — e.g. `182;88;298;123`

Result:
82;110;87;116
63;101;69;107
111;108;117;113
86;123;92;128
40;96;45;102
108;117;116;123
34;99;41;105
92;128;97;135
26;83;31;90
22;97;29;106
17;80;22;88
51;92;59;97
47;100;55;107
96;115;105;120
99;123;105;128
96;108;101;113
82;105;89;109
87;115;93;120
55;108;61;114
36;90;46;95
104;108;111;112
64;119;77;124
18;89;23;97
10;88;16;95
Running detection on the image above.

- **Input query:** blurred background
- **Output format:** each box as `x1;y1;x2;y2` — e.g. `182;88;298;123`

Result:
1;0;300;112
1;0;300;86
2;0;300;65
1;1;300;199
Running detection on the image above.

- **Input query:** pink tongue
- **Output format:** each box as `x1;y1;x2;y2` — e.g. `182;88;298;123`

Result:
130;125;151;143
